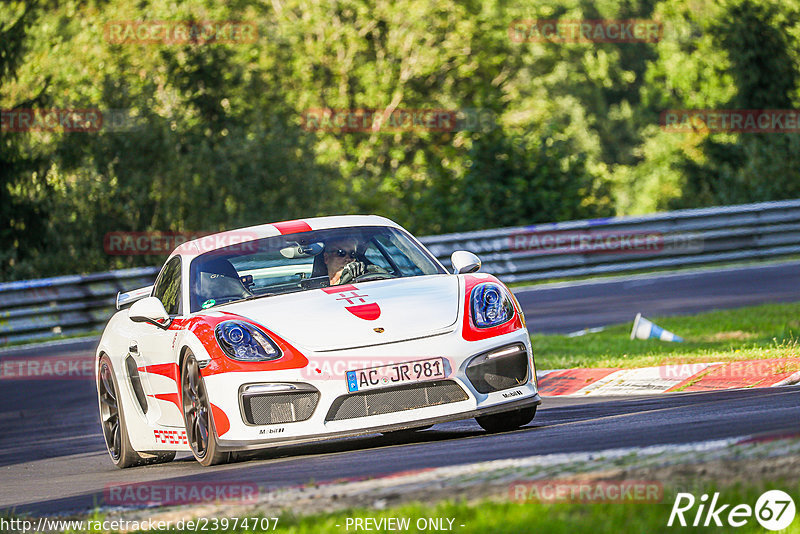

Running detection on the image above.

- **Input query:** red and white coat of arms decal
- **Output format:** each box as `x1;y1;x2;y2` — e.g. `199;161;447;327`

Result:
322;284;381;320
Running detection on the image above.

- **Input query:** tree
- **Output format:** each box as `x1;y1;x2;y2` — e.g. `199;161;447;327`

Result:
451;129;613;231
672;0;800;207
0;2;52;280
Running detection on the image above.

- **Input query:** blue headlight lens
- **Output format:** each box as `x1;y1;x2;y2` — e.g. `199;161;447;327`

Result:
471;283;515;328
215;321;281;362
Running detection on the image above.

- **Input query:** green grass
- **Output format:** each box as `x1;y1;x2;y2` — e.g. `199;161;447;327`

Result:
531;301;800;370
48;482;797;533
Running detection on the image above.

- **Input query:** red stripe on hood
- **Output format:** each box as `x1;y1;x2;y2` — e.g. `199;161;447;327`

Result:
273;220;312;234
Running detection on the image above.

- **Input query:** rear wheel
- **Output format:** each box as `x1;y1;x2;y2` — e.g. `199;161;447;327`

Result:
181;351;230;467
475;406;536;433
98;355;175;468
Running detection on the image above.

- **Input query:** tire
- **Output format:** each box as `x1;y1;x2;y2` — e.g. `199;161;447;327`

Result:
98;355;176;468
381;425;433;436
181;350;230;467
475;406;536;433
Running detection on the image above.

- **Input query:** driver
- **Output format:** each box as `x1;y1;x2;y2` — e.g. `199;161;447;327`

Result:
323;237;388;285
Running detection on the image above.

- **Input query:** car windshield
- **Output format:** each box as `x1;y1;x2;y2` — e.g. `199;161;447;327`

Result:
188;225;444;312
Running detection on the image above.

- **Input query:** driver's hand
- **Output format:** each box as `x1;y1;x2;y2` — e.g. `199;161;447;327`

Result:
339;261;366;284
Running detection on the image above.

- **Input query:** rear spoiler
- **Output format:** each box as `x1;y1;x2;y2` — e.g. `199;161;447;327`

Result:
116;285;153;310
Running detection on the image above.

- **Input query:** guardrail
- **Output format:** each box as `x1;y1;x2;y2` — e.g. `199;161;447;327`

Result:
0;268;159;345
421;198;800;282
2;198;800;346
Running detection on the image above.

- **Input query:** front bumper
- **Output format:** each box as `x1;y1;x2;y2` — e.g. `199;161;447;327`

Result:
204;328;539;451
217;393;541;451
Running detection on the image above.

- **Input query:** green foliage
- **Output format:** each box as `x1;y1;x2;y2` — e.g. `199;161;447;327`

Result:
446;130;613;231
651;0;800;210
2;0;800;279
0;2;52;280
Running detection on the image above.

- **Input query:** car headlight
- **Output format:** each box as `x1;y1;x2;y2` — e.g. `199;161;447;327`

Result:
215;321;282;362
471;282;515;328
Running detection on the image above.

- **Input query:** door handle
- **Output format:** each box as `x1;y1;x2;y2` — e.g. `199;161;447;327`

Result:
129;343;139;355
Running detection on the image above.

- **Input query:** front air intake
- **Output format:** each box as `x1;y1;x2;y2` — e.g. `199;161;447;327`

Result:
465;343;530;394
325;380;468;421
240;384;319;425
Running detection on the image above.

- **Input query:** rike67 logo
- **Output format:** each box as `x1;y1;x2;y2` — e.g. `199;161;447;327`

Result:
668;490;796;530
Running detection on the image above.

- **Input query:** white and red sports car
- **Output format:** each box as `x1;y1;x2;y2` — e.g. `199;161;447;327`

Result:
96;216;541;467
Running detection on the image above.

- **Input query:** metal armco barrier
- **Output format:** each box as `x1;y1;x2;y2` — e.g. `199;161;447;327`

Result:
2;199;800;346
0;268;159;346
420;198;800;282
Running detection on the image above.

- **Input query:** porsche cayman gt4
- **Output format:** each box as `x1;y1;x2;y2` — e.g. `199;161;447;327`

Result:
95;215;541;467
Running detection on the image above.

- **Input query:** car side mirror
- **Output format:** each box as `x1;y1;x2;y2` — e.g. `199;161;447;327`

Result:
129;296;171;328
451;250;481;274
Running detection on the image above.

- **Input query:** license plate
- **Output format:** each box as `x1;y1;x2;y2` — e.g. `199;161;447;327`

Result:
346;357;446;393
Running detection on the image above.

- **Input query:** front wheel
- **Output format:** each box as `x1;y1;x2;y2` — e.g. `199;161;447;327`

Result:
181;351;230;467
475;406;536;433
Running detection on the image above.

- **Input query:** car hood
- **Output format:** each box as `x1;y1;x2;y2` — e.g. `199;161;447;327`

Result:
217;275;461;351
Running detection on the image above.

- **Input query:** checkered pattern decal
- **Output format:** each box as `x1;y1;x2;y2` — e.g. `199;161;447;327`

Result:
153;429;188;445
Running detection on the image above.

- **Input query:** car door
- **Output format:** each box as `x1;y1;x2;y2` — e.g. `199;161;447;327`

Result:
127;256;185;427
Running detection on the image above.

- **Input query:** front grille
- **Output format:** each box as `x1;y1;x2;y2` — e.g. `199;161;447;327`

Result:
466;344;530;393
242;392;319;425
325;380;468;421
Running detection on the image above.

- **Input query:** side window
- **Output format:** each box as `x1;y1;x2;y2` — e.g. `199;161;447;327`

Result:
152;257;182;316
372;235;425;275
363;242;395;274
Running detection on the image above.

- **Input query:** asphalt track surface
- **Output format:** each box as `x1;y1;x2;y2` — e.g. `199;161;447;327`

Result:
1;261;800;515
